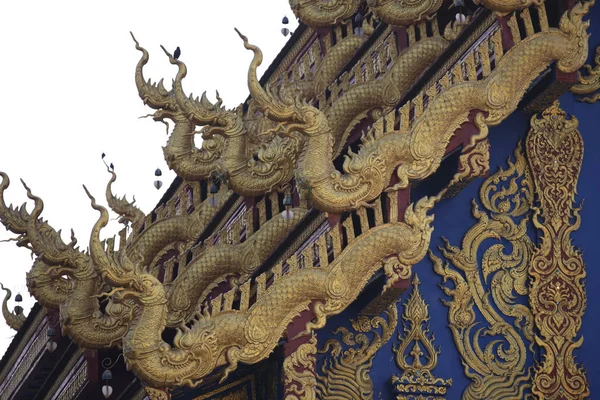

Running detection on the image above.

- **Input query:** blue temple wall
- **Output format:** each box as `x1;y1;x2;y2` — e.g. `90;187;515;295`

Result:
316;13;600;393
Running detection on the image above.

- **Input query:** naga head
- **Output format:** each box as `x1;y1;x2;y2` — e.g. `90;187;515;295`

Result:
0;172;33;249
21;180;89;270
161;44;241;134
105;168;145;226
85;186;166;307
236;29;329;139
131;32;178;111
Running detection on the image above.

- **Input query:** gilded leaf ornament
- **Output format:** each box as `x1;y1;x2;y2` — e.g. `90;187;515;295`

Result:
283;335;317;400
391;274;452;400
431;143;536;400
316;304;398;399
526;101;589;399
571;46;600;103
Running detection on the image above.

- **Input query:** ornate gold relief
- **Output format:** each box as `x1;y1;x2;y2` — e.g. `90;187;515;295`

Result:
288;0;360;28
290;2;593;213
571;46;600;103
284;335;317;400
431;143;536;399
391;274;452;400
474;0;545;14
316;304;398;399
366;0;443;27
445;118;491;198
525;101;588;399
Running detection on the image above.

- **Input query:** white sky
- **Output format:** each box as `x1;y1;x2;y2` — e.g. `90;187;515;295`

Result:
0;1;298;357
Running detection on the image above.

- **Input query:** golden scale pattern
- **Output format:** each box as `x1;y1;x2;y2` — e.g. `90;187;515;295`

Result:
0;0;594;397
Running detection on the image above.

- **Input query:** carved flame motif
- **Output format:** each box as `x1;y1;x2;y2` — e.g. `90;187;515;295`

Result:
367;0;443;26
284;335;317;400
316;304;398;399
391;274;452;400
431;143;536;399
571;46;600;103
526;101;589;399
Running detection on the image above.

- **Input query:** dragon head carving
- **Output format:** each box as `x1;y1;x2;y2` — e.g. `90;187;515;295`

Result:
237;29;331;141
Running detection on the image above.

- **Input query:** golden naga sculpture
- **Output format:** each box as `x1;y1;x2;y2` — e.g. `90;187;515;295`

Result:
26;259;73;309
432;144;536;400
132;33;225;182
317;304;397;399
526;102;589;399
105;168;145;225
1;171;221;348
87;182;438;387
367;0;443;26
166;206;309;326
305;33;369;101
0;283;26;331
326;34;450;158
287;1;593;213
125;185;231;271
288;0;360;28
18;182;134;349
155;35;300;197
571;45;600;103
474;0;545;14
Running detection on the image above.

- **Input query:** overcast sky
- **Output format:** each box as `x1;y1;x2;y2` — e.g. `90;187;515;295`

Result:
0;1;298;358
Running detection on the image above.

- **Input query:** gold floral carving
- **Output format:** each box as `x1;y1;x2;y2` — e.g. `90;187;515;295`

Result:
284;335;317;400
367;0;443;27
431;143;536;399
391;274;452;400
525;101;589;399
0;283;26;331
288;0;360;28
571;46;600;103
316;304;398;399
